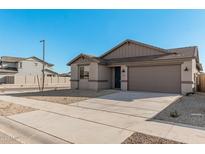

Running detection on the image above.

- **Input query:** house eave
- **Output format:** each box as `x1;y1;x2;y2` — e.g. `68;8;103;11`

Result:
67;53;100;66
106;57;194;66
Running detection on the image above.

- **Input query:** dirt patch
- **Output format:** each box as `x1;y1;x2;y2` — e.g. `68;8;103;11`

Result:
0;101;35;116
122;132;183;144
153;94;205;128
10;89;116;105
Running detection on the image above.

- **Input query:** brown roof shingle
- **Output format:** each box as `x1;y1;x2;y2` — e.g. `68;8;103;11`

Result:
156;46;198;60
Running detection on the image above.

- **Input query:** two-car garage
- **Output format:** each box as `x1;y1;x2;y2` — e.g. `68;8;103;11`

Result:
128;65;181;94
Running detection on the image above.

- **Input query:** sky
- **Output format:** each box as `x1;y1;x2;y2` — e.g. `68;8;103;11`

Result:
0;9;204;73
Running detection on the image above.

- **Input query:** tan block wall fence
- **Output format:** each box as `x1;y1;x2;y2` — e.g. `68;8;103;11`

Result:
2;75;70;89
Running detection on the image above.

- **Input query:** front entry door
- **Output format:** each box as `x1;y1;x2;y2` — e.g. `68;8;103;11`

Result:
115;67;121;89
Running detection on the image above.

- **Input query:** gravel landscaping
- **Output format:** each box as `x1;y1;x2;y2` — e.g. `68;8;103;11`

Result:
153;94;205;128
122;132;183;144
0;100;35;116
10;89;116;105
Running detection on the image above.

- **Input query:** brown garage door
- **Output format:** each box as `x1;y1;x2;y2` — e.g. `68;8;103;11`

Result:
128;65;181;93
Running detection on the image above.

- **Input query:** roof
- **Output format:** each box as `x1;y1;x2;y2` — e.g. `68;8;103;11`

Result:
160;46;199;61
0;56;53;67
67;39;202;71
0;56;25;62
67;53;106;66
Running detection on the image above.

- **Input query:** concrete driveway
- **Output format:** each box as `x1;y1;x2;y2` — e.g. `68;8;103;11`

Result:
70;91;180;118
0;91;188;144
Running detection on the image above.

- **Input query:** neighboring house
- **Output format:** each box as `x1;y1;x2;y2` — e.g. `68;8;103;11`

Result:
0;69;17;84
67;39;203;94
0;56;58;83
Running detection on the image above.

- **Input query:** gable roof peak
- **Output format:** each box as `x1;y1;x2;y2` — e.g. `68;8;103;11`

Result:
67;53;98;66
26;56;54;66
100;39;168;58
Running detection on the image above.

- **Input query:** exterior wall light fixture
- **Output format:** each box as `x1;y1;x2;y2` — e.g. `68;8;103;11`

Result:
122;69;125;73
184;67;189;72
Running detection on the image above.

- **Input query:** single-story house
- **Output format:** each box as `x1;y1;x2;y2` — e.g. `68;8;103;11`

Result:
67;39;203;94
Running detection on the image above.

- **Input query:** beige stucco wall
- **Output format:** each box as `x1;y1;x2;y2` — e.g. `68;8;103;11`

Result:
97;64;112;90
86;63;111;90
17;59;52;76
111;68;115;89
89;63;98;80
181;59;198;94
79;79;89;89
71;64;78;80
192;59;200;91
71;81;78;90
121;65;128;91
70;64;79;89
70;60;112;90
88;63;98;90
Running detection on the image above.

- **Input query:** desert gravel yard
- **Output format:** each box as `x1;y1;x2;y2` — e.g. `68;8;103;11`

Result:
10;89;116;105
0;100;35;144
153;94;205;128
0;100;35;116
122;132;183;144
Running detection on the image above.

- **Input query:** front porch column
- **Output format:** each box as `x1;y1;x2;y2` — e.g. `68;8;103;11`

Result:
121;65;128;91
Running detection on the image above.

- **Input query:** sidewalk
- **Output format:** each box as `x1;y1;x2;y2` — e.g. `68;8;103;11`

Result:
0;94;205;143
0;116;69;144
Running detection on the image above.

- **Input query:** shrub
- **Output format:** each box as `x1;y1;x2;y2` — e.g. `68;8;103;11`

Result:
170;110;180;118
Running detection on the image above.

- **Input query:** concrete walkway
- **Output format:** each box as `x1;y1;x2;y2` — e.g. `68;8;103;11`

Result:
0;116;69;144
0;91;205;143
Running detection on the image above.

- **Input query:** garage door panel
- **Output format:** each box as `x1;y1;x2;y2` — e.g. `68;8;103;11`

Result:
128;65;181;93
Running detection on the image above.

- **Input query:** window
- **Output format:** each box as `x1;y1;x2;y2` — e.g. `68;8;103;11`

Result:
79;65;89;79
19;62;22;68
80;67;84;79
